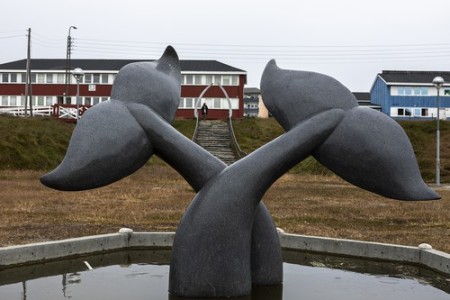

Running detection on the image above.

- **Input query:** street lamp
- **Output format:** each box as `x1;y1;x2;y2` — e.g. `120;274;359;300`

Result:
72;68;84;120
433;76;445;186
65;26;77;102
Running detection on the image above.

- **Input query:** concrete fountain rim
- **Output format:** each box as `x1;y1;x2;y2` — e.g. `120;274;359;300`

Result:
0;229;448;275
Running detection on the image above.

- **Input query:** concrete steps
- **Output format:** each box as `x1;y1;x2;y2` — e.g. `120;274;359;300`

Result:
194;120;239;165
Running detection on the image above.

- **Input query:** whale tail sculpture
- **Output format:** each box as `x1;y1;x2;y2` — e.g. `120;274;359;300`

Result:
261;60;439;201
40;46;181;191
41;46;439;298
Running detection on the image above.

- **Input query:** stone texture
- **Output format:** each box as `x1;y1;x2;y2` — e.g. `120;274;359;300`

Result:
40;48;439;298
261;60;439;201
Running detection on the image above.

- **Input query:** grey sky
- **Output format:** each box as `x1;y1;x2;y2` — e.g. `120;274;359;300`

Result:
1;0;449;91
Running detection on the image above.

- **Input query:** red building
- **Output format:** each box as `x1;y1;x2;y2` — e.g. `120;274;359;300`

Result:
0;59;247;119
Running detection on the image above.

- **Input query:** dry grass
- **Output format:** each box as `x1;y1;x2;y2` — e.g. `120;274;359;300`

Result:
0;165;449;253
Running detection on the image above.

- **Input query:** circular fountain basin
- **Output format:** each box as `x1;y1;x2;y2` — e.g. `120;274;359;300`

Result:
0;249;449;300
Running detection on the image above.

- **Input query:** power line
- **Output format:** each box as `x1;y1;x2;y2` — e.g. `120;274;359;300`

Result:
73;37;450;61
77;37;450;49
6;31;447;66
0;34;23;40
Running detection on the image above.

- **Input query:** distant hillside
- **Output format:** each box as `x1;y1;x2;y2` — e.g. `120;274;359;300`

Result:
0;115;448;183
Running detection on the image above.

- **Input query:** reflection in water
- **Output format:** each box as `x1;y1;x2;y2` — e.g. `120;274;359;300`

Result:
0;249;448;300
21;281;26;300
168;284;283;300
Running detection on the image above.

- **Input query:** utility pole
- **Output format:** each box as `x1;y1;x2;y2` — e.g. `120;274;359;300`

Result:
24;28;32;117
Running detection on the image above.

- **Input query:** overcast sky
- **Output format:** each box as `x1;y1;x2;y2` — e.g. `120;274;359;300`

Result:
1;0;449;91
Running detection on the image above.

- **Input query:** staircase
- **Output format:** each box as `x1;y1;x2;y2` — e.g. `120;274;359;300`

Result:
194;120;242;165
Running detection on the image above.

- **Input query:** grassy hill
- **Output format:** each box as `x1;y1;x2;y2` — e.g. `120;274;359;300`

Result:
0;114;448;183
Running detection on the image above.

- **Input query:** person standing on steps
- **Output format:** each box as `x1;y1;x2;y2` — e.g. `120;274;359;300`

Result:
201;103;209;120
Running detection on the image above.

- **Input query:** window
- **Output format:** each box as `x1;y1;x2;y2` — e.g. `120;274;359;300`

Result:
205;75;213;85
185;75;193;85
179;98;195;108
231;75;238;86
2;73;8;83
397;86;428;96
57;74;65;84
414;108;429;117
37;96;44;106
214;98;221;109
444;89;450;96
214;75;221;85
1;96;7;105
45;96;52;106
101;97;109;103
186;98;194;108
93;97;100;105
85;97;91;105
31;73;37;83
101;74;108;84
84;74;92;84
397;108;411;116
46;73;53;83
404;87;412;95
37;74;45;84
178;97;240;109
194;75;203;85
93;74;100;84
10;73;17;83
21;73;26;83
10;96;17;106
222;76;231;86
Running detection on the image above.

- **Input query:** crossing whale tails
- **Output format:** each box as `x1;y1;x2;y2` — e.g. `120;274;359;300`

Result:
40;47;439;298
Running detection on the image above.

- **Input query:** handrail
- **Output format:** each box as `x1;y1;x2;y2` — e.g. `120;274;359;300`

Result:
227;117;246;159
192;114;200;142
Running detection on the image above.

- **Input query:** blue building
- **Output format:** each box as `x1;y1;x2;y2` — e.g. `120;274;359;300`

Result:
370;70;450;120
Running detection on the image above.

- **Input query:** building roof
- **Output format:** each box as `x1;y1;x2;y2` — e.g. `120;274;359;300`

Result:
352;92;370;101
378;70;450;85
0;59;246;73
244;87;261;94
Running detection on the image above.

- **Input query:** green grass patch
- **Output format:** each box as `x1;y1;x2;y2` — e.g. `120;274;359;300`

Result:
0;115;447;183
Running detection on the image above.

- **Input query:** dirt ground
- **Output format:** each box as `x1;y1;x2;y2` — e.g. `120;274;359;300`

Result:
0;166;449;253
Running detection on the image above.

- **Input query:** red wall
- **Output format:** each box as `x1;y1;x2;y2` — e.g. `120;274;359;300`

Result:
0;84;112;97
0;73;246;119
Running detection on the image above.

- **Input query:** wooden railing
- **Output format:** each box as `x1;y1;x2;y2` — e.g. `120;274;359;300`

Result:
0;104;91;122
52;104;91;122
0;106;52;117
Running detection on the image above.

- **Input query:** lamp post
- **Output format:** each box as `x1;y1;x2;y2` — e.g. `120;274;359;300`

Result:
65;26;77;103
433;76;445;186
72;68;84;121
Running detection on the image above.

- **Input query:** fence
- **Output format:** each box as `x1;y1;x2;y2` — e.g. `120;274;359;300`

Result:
0;106;52;117
0;104;91;122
